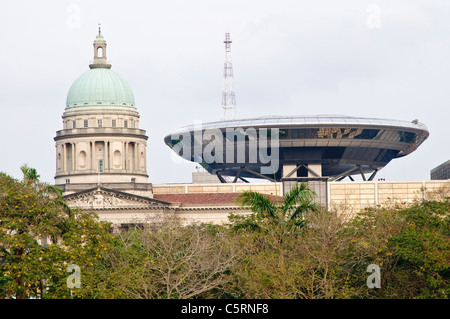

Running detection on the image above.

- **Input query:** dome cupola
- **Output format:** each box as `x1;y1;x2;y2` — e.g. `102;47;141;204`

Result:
89;24;111;69
65;26;135;109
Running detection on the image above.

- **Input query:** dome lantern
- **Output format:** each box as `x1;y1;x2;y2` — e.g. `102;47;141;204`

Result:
89;24;111;69
66;26;135;109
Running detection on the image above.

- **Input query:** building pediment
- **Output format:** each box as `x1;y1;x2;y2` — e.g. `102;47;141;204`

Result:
64;187;170;210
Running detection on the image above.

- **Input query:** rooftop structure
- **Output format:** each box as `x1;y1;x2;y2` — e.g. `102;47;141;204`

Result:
165;114;429;182
430;160;450;180
222;32;236;120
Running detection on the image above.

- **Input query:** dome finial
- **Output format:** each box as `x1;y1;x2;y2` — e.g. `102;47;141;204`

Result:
89;25;111;69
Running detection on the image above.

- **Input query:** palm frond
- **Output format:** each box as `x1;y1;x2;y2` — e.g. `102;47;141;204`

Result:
236;191;277;219
282;182;316;219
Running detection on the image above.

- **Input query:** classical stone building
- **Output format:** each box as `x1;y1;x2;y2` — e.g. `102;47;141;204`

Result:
54;29;158;229
55;28;149;188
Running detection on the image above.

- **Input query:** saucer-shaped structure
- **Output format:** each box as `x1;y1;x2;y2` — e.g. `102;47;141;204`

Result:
164;115;429;182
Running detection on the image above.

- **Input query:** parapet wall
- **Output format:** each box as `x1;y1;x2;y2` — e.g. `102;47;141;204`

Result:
153;182;282;196
328;180;450;214
153;180;450;215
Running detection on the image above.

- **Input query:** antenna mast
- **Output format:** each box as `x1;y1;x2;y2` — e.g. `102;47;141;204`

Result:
222;33;236;120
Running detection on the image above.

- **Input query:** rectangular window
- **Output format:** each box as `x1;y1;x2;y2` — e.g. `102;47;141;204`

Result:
73;120;76;129
84;120;88;128
98;119;103;128
124;120;128;128
112;119;116;127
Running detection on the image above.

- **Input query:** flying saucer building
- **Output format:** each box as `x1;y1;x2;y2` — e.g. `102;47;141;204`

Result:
165;115;429;183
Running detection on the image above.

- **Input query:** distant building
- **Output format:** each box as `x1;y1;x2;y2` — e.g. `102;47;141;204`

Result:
431;160;450;180
165;116;429;183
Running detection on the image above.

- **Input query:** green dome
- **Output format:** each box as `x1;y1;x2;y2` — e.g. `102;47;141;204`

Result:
66;68;135;108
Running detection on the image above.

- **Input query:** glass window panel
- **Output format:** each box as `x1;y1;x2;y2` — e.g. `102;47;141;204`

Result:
277;118;293;125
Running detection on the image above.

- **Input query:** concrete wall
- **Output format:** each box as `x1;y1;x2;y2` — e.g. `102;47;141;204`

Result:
153;182;282;196
95;207;252;228
153;180;450;215
328;180;450;214
282;180;328;207
192;172;221;184
77;180;450;228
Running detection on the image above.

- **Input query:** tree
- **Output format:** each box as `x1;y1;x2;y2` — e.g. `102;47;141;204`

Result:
102;214;238;299
228;182;320;298
233;182;318;231
345;188;450;299
0;166;113;299
292;209;354;298
20;164;40;183
391;198;450;298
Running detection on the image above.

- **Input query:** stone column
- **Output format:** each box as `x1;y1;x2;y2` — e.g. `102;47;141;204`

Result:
106;141;110;171
63;143;67;173
123;141;127;170
87;141;91;172
55;145;59;173
134;142;138;172
72;143;76;171
93;140;97;172
144;144;147;172
136;142;140;172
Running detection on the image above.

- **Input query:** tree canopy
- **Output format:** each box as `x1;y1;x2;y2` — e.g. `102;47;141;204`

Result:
0;165;112;299
1;167;448;299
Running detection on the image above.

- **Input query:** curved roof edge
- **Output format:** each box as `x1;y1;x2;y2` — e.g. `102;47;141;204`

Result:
169;115;429;134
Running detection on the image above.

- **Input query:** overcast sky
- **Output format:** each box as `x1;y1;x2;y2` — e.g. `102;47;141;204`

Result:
1;0;449;184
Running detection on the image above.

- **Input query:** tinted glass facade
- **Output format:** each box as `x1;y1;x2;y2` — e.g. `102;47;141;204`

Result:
164;116;429;181
431;160;450;180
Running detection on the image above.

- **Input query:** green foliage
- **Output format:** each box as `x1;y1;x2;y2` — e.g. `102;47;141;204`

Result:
345;196;450;299
1;166;448;299
230;183;449;299
233;182;318;232
100;215;237;299
391;200;450;298
0;167;113;299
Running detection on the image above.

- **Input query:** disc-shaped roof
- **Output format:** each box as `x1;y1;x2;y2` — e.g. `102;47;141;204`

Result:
170;115;428;133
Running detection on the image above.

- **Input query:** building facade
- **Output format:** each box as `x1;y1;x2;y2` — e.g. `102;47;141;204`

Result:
54;28;149;189
164;116;429;183
431;160;450;180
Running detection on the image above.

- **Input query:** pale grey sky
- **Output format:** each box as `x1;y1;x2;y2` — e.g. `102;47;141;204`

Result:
1;0;449;184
